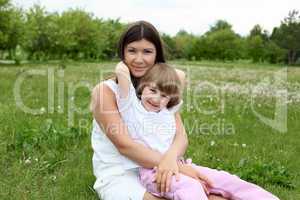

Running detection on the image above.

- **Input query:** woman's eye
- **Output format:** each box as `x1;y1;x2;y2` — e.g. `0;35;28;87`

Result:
144;50;153;54
128;49;135;53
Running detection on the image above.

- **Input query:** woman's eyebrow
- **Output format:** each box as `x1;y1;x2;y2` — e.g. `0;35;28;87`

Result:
144;48;155;51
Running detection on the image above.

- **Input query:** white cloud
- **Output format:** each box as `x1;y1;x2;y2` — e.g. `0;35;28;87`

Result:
12;0;300;36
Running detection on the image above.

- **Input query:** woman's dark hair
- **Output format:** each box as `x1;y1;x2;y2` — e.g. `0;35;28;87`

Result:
118;21;165;63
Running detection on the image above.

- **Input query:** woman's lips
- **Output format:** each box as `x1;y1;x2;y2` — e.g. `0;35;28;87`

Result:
133;67;146;71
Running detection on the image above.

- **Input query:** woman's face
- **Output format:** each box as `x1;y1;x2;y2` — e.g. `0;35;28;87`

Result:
124;39;156;78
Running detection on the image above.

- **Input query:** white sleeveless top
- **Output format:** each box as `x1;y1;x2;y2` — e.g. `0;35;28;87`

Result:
91;79;182;189
116;80;182;154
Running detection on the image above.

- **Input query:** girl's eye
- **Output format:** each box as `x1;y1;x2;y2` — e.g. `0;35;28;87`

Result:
150;88;157;93
162;94;170;99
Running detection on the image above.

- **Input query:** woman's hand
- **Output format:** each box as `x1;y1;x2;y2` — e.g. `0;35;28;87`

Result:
154;151;179;193
178;162;214;194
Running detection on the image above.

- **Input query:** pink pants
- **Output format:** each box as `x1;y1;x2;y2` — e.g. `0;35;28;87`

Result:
139;161;280;200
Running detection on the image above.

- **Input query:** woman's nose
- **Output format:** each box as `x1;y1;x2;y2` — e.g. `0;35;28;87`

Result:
135;52;143;63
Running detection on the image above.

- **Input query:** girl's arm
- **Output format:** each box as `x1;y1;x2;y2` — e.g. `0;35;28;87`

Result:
91;82;164;168
115;61;131;98
155;69;189;193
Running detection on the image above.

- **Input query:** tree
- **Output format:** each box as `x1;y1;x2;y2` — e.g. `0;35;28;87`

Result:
0;0;11;52
173;30;195;59
271;10;300;65
264;41;286;64
249;24;269;42
5;7;25;60
203;28;243;61
247;35;265;62
23;4;53;60
161;33;177;59
207;20;232;34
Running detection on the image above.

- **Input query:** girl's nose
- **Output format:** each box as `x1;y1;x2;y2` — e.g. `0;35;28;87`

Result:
152;95;161;103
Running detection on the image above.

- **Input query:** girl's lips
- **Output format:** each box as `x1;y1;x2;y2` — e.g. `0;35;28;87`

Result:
147;100;159;108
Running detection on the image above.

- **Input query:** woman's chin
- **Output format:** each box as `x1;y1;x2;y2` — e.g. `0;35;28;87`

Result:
132;70;146;77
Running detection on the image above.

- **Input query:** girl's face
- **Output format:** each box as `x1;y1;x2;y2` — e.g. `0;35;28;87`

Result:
141;84;170;112
124;39;156;78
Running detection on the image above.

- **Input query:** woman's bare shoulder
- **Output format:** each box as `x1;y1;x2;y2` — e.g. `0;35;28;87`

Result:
175;68;186;89
90;81;117;112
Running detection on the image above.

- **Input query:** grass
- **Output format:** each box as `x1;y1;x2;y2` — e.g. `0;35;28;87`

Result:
0;61;299;199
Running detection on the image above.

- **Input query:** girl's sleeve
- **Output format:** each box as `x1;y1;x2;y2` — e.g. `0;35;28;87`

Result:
168;100;184;114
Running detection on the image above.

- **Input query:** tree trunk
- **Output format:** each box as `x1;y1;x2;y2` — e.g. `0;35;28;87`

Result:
288;50;294;65
292;50;297;64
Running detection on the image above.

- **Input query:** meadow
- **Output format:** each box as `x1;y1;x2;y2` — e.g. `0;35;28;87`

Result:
0;61;299;199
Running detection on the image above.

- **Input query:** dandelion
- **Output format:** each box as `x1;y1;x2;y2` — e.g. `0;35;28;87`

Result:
257;103;261;107
25;157;31;164
210;140;215;146
51;175;57;181
242;143;247;148
40;107;46;114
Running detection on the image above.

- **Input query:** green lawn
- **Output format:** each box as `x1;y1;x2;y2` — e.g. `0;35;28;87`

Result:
0;61;299;199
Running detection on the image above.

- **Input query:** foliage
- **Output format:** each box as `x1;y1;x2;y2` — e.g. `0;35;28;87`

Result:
0;3;299;65
271;10;300;65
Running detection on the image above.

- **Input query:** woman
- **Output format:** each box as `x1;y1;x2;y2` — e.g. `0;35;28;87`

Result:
90;20;227;200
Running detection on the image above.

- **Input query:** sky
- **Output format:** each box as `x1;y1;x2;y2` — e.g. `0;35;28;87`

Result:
12;0;300;36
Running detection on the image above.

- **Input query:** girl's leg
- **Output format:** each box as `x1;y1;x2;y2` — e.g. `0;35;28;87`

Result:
140;167;208;200
143;192;167;200
208;195;228;200
192;165;280;200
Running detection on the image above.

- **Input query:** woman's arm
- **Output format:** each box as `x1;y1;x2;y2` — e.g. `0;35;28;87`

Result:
91;82;163;168
168;68;188;157
154;69;189;193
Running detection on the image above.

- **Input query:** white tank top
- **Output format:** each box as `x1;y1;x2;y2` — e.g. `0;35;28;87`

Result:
91;79;139;189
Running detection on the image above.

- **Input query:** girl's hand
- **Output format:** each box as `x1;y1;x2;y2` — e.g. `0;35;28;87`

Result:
154;151;180;193
115;61;129;74
178;163;214;194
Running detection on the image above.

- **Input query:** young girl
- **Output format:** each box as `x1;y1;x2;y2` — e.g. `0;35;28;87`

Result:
115;61;280;200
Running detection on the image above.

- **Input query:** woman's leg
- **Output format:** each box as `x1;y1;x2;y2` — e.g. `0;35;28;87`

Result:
95;169;147;200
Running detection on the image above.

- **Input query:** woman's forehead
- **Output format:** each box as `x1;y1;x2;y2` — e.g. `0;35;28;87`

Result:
126;39;156;49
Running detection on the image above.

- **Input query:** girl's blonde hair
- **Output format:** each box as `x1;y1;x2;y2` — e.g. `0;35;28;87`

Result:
137;63;181;108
